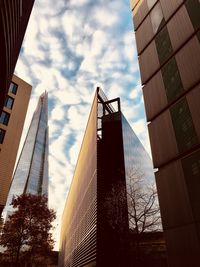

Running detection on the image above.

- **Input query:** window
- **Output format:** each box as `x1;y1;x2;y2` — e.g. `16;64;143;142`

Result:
170;97;199;153
155;26;173;65
161;57;184;102
185;0;200;31
181;150;200;221
150;2;165;34
0;111;10;125
4;96;14;109
9;82;18;95
0;129;5;144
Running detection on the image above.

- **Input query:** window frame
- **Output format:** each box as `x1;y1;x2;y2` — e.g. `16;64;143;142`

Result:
0;128;6;144
4;96;14;109
9;82;18;95
0;111;10;126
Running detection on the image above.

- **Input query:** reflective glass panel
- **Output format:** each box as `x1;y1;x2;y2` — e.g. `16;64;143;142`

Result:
9;82;18;95
4;96;14;109
155;26;173;65
0;128;5;144
0;111;10;125
181;150;200;220
170;97;199;153
185;0;200;31
161;57;184;102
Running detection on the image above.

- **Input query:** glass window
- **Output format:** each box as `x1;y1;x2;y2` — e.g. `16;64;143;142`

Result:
0;129;5;144
185;0;200;31
161;57;184;102
170;97;199;153
155;26;173;65
0;111;10;125
9;82;18;95
4;96;14;109
181;150;200;221
150;2;165;34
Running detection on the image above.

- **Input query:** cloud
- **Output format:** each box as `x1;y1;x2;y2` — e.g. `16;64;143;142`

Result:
15;0;152;250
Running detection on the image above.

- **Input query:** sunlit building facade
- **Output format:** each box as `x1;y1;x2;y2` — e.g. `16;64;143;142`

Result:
59;88;154;267
0;75;31;215
0;0;35;113
131;0;200;266
3;92;48;217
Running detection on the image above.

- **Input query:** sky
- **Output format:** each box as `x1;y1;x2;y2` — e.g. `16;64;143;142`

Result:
15;0;152;250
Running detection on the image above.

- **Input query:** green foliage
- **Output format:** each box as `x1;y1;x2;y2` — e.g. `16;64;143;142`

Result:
0;194;56;267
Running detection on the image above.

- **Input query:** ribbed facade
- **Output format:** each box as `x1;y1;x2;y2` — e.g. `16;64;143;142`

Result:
131;0;200;266
3;92;48;217
0;0;35;112
0;75;31;215
59;89;154;267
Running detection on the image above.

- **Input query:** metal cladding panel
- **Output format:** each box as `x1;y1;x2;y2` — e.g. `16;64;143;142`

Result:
0;75;31;210
160;0;183;20
59;93;97;267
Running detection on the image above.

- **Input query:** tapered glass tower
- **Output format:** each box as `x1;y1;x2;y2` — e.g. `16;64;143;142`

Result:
3;92;48;216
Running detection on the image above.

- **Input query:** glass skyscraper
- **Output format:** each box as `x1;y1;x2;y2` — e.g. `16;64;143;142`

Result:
59;88;155;267
3;92;48;217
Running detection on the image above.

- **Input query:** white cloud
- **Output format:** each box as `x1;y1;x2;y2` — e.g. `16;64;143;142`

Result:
15;0;153;251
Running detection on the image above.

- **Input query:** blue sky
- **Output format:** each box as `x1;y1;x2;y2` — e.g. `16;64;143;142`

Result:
15;0;151;249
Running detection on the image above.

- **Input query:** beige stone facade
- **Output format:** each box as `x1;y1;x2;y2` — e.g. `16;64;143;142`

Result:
0;75;31;214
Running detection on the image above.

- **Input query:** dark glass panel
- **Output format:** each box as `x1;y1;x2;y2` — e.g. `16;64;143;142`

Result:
0;111;10;125
185;0;200;31
155;26;173;65
0;129;6;144
197;30;200;43
9;82;18;95
170;97;199;153
161;57;184;102
181;150;200;221
4;96;14;109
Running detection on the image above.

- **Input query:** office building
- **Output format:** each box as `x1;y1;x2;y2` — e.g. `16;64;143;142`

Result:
3;92;48;218
0;0;35;113
131;0;200;266
0;75;32;215
59;88;154;267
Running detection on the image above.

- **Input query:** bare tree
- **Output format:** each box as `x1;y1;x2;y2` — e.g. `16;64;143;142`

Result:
126;168;161;235
103;167;162;265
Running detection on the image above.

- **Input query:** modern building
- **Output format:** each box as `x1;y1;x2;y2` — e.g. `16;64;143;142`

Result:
59;88;155;267
0;0;35;113
0;75;31;216
131;0;200;266
3;92;48;218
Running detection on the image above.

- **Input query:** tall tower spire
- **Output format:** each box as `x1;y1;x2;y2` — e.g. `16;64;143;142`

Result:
3;92;48;216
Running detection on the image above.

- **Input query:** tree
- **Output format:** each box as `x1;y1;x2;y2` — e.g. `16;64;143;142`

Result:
104;167;162;266
0;194;56;267
126;168;161;235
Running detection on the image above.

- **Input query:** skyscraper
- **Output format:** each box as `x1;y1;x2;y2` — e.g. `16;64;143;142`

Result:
0;0;35;113
0;75;31;215
59;88;154;267
3;92;48;217
131;1;200;266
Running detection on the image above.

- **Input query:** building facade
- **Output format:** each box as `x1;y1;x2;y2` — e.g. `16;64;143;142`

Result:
3;92;48;218
131;0;200;266
0;75;31;215
59;88;154;267
0;0;35;112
